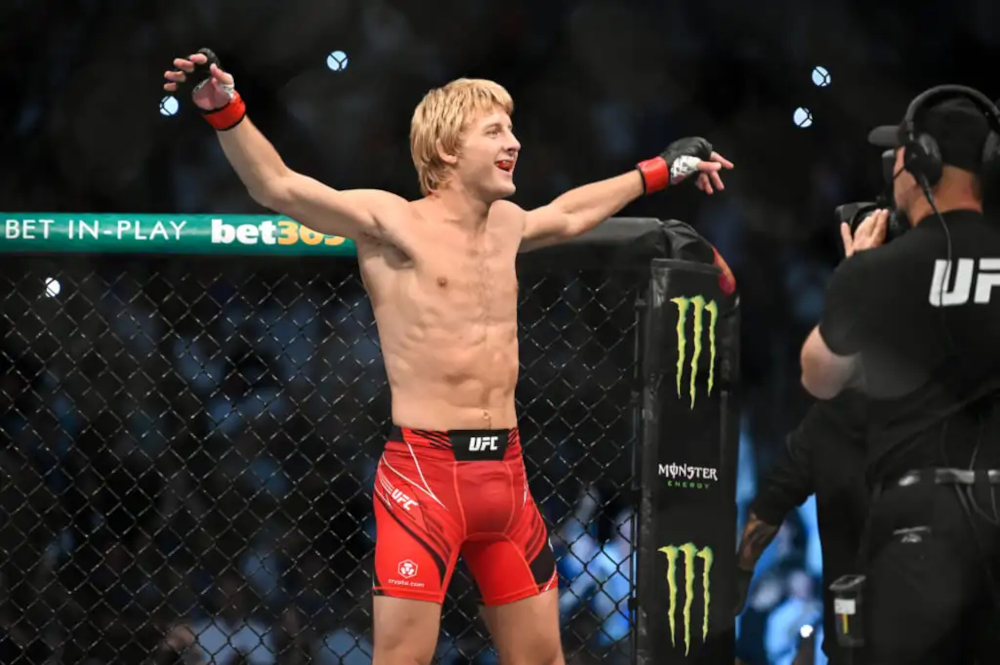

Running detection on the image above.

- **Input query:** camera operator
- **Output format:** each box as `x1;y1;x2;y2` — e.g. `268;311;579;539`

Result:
799;87;1000;664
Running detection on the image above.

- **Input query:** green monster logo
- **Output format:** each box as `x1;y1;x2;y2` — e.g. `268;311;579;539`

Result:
658;543;714;656
670;296;718;409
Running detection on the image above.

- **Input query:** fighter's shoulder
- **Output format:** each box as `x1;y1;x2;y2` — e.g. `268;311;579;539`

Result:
490;199;528;228
369;190;419;223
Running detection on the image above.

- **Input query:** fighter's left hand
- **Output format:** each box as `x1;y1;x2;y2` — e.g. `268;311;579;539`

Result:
637;136;734;196
694;151;735;195
661;136;734;194
841;208;889;258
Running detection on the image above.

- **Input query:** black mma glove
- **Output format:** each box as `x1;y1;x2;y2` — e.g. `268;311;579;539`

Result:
636;137;714;194
182;48;246;131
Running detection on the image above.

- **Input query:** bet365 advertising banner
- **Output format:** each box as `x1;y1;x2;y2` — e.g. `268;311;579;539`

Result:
636;259;740;665
0;214;357;256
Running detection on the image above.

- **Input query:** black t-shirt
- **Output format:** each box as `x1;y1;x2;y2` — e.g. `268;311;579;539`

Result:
751;391;869;661
819;209;1000;480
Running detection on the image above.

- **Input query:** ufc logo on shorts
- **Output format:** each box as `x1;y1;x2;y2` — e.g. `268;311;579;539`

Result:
469;436;499;452
391;488;417;511
929;258;1000;306
451;430;508;461
378;468;417;511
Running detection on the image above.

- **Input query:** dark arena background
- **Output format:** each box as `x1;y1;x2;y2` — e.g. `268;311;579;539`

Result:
1;1;998;664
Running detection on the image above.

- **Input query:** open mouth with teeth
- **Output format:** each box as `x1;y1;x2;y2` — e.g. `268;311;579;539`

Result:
496;160;515;173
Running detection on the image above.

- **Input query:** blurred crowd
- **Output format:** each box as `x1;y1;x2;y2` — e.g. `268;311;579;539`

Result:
4;0;1000;663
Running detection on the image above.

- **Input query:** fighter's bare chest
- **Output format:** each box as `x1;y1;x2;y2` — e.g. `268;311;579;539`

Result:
411;236;519;310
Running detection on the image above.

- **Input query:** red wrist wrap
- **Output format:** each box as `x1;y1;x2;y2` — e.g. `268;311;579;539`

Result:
203;91;247;131
637;156;670;194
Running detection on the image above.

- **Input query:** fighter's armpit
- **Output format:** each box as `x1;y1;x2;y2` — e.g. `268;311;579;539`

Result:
274;177;409;245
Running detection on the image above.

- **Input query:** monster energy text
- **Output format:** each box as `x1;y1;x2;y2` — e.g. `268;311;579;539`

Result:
671;295;718;409
658;463;719;490
658;543;714;656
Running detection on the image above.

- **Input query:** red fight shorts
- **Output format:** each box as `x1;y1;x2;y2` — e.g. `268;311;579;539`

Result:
372;426;558;606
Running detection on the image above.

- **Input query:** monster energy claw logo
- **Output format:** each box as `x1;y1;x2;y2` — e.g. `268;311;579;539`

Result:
671;295;718;409
658;543;714;656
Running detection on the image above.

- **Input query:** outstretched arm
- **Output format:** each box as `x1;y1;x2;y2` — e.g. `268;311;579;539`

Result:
520;137;733;252
165;50;403;242
520;171;644;252
217;119;404;242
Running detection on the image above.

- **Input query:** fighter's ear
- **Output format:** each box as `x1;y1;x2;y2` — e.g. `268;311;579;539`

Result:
436;138;459;165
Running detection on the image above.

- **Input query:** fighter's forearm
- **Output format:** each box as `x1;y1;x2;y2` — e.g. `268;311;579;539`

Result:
216;118;293;205
548;171;645;236
736;512;780;571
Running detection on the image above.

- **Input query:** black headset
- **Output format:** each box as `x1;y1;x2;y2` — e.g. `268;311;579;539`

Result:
899;84;1000;187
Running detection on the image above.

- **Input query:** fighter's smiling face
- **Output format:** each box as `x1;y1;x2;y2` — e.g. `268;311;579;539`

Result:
454;108;520;200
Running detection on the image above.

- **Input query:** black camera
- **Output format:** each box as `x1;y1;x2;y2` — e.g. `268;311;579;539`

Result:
836;201;879;233
834;201;909;243
835;151;911;243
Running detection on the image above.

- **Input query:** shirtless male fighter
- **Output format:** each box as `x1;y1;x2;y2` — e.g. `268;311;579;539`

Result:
165;49;733;665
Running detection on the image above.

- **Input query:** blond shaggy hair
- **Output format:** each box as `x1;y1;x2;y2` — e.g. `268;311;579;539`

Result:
410;78;514;195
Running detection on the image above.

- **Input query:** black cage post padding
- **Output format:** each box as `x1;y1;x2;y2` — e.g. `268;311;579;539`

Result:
635;259;741;665
0;216;739;665
519;217;724;272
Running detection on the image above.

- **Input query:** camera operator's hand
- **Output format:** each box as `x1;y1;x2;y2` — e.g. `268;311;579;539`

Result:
841;208;889;258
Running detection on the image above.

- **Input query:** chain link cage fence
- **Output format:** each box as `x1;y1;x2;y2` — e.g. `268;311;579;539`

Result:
0;253;643;665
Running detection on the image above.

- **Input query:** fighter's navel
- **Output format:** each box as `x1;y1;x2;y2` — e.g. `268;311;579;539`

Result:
437;276;448;287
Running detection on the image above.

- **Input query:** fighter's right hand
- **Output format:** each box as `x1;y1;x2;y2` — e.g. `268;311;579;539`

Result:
164;49;246;130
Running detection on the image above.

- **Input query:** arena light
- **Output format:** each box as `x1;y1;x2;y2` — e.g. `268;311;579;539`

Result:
326;50;349;72
44;277;61;297
793;107;813;128
811;65;831;87
160;95;180;117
